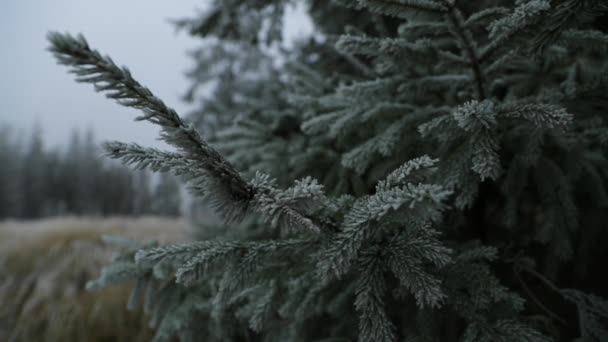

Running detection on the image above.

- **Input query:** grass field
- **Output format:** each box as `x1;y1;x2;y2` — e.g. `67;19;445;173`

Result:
0;216;192;341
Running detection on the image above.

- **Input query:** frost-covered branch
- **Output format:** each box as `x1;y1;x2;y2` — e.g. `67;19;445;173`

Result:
47;32;255;220
48;32;322;230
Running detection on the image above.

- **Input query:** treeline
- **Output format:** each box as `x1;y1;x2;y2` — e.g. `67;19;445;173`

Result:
0;125;182;220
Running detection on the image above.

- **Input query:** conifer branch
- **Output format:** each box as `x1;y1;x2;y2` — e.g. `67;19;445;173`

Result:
47;32;255;210
318;164;451;281
531;0;608;56
335;35;432;58
103;142;198;175
514;268;568;326
355;247;396;342
479;0;551;62
441;0;487;99
356;0;448;17
48;32;327;229
250;173;323;233
517;264;561;294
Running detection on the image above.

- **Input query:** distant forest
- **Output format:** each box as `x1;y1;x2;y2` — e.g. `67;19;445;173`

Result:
0;125;182;220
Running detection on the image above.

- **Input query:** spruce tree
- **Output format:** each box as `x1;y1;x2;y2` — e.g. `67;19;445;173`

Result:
0;126;21;219
48;1;608;341
132;170;154;216
151;173;182;218
20;127;48;218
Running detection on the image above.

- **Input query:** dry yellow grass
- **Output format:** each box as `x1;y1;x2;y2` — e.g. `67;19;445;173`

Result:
0;216;193;341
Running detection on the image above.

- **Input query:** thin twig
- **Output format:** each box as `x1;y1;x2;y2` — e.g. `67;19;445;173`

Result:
514;268;568;326
519;264;562;294
442;0;487;100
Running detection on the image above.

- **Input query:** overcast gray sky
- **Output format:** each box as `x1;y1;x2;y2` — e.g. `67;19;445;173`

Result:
0;1;312;150
0;0;208;149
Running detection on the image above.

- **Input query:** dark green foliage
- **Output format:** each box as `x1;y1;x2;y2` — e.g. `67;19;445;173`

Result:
20;128;47;218
152;174;182;217
0;126;22;218
0;126;162;219
48;0;608;341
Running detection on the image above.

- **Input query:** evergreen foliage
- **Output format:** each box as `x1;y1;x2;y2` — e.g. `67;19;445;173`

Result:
0;126;179;220
0;126;23;218
48;0;608;340
152;173;183;218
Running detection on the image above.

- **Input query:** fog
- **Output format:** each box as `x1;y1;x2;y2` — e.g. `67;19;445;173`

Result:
1;0;206;149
